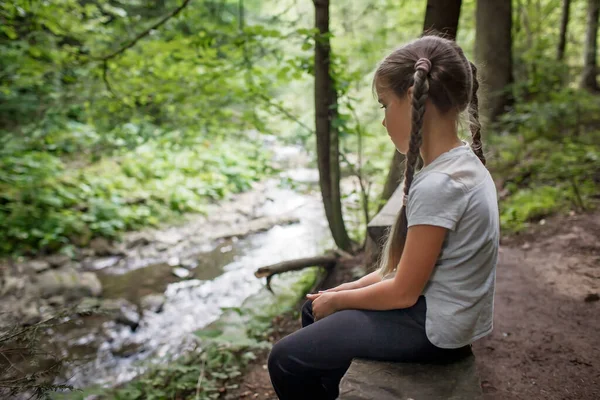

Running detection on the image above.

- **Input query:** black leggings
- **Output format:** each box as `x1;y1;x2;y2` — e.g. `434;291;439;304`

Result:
267;296;471;400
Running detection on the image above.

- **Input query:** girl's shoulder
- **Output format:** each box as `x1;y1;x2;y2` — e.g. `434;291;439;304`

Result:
414;148;490;194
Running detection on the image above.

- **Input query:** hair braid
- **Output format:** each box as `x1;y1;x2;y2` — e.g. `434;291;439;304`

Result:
379;65;430;277
469;62;486;165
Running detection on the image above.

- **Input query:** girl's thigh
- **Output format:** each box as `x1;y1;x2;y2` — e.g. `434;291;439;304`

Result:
270;297;437;373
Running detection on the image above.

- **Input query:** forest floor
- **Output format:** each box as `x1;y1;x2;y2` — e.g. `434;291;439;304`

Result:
224;210;600;400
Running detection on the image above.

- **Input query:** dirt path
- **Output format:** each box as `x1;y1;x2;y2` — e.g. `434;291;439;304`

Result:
225;211;600;400
474;212;600;400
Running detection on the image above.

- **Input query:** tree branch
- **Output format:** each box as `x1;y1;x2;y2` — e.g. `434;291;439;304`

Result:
254;254;337;292
96;0;193;61
256;92;314;134
102;59;119;97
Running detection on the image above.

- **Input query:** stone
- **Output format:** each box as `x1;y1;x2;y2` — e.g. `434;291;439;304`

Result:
19;303;42;326
46;254;71;268
78;297;101;311
30;260;51;273
155;231;183;245
156;242;170;252
90;237;125;256
79;248;96;258
141;293;166;313
1;275;27;296
90;237;112;256
111;339;141;358
35;268;102;300
102;299;140;331
180;259;198;269
127;235;152;249
338;356;483;400
47;296;65;307
80;272;102;297
91;256;121;271
172;267;191;279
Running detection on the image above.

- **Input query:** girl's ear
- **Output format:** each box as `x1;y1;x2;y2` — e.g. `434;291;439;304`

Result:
407;86;414;100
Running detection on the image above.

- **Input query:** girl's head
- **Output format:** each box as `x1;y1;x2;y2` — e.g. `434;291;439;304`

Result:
374;35;486;277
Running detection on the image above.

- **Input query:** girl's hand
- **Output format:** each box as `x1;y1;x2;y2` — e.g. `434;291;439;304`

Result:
306;292;339;321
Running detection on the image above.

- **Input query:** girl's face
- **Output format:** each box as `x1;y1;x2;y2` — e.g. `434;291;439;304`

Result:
377;87;413;154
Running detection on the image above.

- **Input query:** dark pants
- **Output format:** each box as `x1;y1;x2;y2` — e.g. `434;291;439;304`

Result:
267;296;471;400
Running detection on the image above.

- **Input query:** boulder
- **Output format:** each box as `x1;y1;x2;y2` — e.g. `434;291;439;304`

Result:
141;293;166;313
1;275;27;296
338;355;483;400
46;254;71;268
90;237;125;257
35;268;102;300
101;299;140;331
30;260;51;273
20;303;42;326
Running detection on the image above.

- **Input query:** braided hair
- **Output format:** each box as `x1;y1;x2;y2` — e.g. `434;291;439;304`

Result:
374;35;485;277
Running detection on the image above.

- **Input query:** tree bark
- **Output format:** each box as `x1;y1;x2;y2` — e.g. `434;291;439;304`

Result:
475;0;513;122
581;0;600;91
255;254;338;292
254;255;337;279
379;0;462;204
423;0;462;38
313;0;353;252
557;0;571;61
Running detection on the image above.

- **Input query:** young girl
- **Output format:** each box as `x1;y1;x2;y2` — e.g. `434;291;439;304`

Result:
268;35;499;400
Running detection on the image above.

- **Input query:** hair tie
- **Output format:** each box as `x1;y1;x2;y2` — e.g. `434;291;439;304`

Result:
414;58;432;74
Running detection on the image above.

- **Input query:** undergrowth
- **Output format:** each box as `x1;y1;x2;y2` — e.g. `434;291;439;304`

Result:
490;90;600;233
0;125;274;256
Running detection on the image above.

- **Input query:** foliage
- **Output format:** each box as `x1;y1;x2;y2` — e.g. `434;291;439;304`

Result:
0;128;274;255
0;0;322;256
489;130;600;233
499;89;600;141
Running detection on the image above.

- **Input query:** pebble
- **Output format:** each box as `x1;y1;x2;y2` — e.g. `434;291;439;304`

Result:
172;267;191;279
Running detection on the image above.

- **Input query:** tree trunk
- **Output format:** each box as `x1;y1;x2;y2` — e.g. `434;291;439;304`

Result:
475;0;513;122
313;0;353;252
557;0;571;61
423;0;462;38
379;0;462;204
581;0;600;91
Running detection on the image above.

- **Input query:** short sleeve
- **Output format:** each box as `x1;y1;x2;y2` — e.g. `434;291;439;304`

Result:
406;172;468;231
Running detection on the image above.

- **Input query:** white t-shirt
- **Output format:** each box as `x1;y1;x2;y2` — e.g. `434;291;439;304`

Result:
406;143;499;349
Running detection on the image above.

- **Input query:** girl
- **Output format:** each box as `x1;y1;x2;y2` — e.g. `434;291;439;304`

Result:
268;35;499;400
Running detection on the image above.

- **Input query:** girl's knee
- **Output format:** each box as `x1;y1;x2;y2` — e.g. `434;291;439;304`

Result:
268;338;295;381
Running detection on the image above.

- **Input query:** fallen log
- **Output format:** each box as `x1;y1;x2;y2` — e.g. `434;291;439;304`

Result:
254;253;338;292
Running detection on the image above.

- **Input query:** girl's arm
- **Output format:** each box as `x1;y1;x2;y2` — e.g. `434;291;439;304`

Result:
308;224;446;318
322;270;382;292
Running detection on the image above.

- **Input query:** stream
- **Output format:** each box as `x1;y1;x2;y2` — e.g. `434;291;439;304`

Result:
5;143;336;390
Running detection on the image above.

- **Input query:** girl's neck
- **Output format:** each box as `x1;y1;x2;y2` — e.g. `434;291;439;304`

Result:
420;109;463;166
